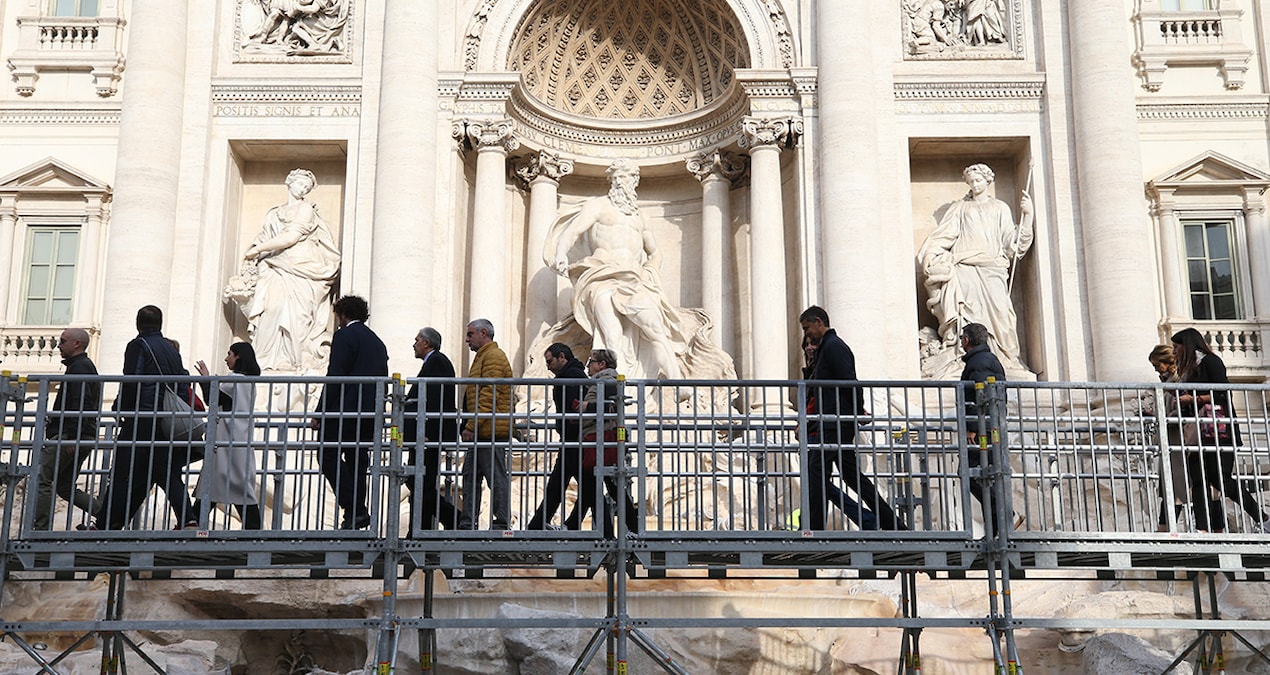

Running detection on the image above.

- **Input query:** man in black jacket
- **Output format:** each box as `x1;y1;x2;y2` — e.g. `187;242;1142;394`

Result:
95;305;196;530
404;326;460;530
33;328;101;529
526;343;588;530
799;306;901;531
316;295;389;530
958;321;1012;534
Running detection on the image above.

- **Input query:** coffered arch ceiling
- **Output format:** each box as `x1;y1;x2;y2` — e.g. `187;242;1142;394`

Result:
508;0;751;120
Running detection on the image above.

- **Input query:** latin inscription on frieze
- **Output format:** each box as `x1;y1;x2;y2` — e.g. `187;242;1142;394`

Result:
214;104;361;118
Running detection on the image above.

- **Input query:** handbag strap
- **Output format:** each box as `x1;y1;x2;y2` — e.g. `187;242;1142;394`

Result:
137;336;179;395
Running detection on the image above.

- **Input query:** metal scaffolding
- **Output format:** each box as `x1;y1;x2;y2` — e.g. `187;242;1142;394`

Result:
2;371;1270;673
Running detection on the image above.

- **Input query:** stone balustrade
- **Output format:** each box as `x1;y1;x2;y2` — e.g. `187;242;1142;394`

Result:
1133;8;1251;90
0;327;69;374
6;15;126;96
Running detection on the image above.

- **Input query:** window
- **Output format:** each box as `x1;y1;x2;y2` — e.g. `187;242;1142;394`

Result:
50;0;98;16
22;227;79;325
1161;0;1215;10
1183;219;1240;320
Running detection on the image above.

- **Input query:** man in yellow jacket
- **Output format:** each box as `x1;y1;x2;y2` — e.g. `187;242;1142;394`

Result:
458;318;513;530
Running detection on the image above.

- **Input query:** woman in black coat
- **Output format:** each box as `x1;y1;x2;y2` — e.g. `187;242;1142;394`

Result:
1171;328;1268;532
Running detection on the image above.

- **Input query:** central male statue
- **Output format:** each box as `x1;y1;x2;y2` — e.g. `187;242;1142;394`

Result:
548;159;687;380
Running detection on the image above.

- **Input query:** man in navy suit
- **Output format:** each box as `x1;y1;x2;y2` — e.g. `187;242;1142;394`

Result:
315;295;388;529
404;326;460;530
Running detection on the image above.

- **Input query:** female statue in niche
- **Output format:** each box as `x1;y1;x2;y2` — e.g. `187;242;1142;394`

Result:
919;163;1033;373
225;168;341;373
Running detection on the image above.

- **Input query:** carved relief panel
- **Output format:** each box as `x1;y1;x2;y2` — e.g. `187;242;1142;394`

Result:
234;0;355;64
901;0;1024;60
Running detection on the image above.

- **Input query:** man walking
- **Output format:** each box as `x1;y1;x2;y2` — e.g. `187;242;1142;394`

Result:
799;306;902;531
316;295;389;530
958;321;1014;534
458;319;513;530
33;328;101;529
526;343;588;530
404;327;460;530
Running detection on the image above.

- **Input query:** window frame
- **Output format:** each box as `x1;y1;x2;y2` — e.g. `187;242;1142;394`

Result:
49;0;99;17
1179;213;1245;320
17;221;82;327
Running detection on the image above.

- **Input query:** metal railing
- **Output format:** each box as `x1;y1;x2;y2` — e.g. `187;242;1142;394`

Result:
4;372;1270;673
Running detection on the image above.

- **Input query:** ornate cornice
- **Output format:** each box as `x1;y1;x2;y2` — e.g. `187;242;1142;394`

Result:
211;84;362;104
1137;101;1269;121
0;106;120;125
893;80;1044;100
506;82;748;162
738;115;803;150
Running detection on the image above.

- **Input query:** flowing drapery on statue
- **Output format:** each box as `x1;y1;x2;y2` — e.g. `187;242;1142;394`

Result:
919;163;1033;377
225;168;340;374
541;159;734;383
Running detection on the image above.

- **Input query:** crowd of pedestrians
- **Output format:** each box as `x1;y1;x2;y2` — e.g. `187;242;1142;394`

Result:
26;299;1268;537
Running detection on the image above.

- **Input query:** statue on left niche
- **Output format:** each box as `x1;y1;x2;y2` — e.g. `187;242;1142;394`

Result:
243;0;350;55
225;169;341;374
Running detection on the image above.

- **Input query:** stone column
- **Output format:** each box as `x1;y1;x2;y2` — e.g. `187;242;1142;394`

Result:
740;117;801;381
1150;190;1188;320
1069;0;1161;379
0;197;16;323
516;151;573;364
686;150;744;350
97;0;188;367
73;196;106;325
1243;188;1270;318
453;119;518;339
371;0;438;375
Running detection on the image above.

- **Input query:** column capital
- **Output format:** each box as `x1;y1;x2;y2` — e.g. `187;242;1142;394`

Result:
738;116;803;151
0;193;16;218
452;118;519;154
513;151;574;189
686;150;746;186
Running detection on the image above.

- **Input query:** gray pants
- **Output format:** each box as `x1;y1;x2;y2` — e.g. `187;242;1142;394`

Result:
457;442;510;530
33;437;99;530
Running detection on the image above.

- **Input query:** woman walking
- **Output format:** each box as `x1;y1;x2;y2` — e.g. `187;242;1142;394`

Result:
194;342;263;529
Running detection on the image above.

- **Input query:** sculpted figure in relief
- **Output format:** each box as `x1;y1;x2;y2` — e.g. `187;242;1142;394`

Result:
919;163;1033;375
904;0;959;54
548;160;686;380
903;0;1009;55
225;169;341;374
244;0;349;55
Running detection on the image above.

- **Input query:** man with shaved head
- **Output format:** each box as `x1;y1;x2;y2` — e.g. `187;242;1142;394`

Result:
33;327;101;529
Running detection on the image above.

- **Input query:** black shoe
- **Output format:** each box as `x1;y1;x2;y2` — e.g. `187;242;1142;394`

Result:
341;512;372;530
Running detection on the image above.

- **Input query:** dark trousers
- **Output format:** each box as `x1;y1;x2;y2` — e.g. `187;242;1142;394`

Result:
1187;449;1266;531
527;442;584;530
319;418;375;521
192;497;263;529
966;446;1004;534
407;444;459;530
566;467;639;538
806;435;900;531
96;417;195;529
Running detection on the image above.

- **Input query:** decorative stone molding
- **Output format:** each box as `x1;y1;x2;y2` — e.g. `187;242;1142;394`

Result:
466;0;795;74
211;84;362;104
685;150;746;186
6;14;127;97
1137;101;1268;121
901;0;1025;61
738;116;803;150
513;151;574;190
1133;6;1252;91
0;107;121;125
233;0;355;64
506;80;747;162
893;78;1044;115
453;118;520;155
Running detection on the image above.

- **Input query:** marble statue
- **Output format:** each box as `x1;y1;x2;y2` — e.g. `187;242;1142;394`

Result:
904;0;958;54
547;160;686;379
543;159;733;384
963;0;1007;46
225;168;340;373
244;0;349;55
919;163;1033;375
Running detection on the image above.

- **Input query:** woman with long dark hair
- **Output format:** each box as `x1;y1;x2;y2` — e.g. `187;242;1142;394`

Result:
193;342;263;529
1171;328;1268;533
